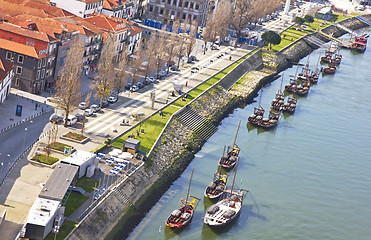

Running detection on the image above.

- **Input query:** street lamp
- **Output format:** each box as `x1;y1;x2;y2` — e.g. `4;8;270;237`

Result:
22;127;28;154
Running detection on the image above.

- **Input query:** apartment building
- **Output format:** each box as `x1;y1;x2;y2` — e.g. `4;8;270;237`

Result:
0;56;14;103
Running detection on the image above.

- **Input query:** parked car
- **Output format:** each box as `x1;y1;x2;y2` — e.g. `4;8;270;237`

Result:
147;77;155;83
84;108;94;116
108;95;118;103
211;45;218;50
136;82;144;88
78;102;87;110
158;71;167;77
125;82;132;90
101;101;110;108
170;65;178;71
49;115;63;124
65;115;77;126
90;104;100;113
191;67;199;73
74;113;85;122
131;85;139;92
190;55;197;61
46;97;60;103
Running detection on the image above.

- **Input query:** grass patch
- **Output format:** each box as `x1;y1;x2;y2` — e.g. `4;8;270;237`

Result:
46;142;73;152
45;220;77;240
75;177;98;193
62;132;87;141
31;153;59;165
64;192;89;217
332;13;352;22
111;105;179;153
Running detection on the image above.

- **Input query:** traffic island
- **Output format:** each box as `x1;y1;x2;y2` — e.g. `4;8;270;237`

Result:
61;132;90;144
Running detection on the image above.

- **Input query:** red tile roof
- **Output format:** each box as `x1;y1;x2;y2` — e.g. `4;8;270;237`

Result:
0;22;56;43
84;14;128;33
23;1;68;18
0;38;45;58
0;55;13;82
0;0;48;18
130;24;143;36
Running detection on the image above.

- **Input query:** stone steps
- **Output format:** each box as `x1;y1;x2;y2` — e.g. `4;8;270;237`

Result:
114;188;141;216
177;107;218;140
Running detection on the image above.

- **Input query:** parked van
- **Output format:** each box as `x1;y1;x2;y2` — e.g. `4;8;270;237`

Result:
90;104;101;113
66;115;77;126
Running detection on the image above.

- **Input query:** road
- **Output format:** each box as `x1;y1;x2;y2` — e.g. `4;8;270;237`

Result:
0;113;52;183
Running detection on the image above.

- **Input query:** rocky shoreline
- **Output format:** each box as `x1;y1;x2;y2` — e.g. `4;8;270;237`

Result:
66;15;371;240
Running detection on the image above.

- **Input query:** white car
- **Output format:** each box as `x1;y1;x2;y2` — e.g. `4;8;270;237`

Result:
79;102;87;109
84;108;94;116
65;115;77;126
108;96;118;103
131;85;139;92
147;77;155;83
90;104;100;113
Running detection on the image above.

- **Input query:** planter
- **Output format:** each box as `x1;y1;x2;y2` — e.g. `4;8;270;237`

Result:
45;142;76;154
61;132;90;144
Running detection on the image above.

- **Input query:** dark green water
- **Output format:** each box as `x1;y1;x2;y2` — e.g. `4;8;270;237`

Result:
126;30;371;240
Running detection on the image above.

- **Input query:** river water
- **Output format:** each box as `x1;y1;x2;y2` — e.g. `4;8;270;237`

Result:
124;30;371;240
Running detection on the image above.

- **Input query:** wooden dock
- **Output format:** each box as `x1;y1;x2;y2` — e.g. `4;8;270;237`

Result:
340;38;354;49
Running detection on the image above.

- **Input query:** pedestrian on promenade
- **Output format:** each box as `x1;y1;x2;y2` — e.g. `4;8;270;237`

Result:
229;56;232;60
185;81;188;87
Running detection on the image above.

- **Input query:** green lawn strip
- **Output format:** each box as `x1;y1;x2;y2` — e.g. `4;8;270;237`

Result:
75;177;98;193
332;13;352;22
45;220;78;240
64;192;89;217
111;105;179;153
31;153;59;165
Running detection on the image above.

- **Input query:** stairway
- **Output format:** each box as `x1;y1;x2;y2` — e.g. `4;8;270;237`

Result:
356;16;371;26
176;107;218;140
304;35;327;47
114;188;142;216
335;23;357;36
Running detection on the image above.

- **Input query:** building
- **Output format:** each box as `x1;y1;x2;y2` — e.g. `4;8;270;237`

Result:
60;150;97;178
145;0;209;27
84;14;143;57
0;56;13;103
24;198;61;240
316;7;333;21
102;0;136;19
50;0;104;18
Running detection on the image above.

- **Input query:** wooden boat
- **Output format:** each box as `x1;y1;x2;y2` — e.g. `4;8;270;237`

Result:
204;158;248;227
320;52;332;63
284;77;298;93
309;70;319;84
248;89;264;126
219;121;241;169
259;110;279;129
166;169;200;229
271;74;285;111
282;95;297;113
351;35;367;53
321;59;337;74
204;172;228;199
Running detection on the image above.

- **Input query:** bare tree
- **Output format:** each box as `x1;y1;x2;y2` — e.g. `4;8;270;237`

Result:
230;0;256;42
153;32;166;78
54;38;83;127
91;33;116;105
186;23;197;60
81;91;92;134
175;34;186;69
143;36;157;79
129;44;144;91
116;48;130;93
165;19;181;73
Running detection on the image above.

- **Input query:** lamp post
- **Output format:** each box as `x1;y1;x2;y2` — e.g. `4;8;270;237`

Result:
22;127;28;154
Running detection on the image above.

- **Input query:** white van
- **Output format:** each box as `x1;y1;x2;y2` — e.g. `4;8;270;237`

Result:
66;115;77;126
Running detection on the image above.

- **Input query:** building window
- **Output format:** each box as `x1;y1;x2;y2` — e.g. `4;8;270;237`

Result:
183;13;186;19
36;70;40;80
178;0;183;7
16;66;22;75
41;69;45;79
185;1;188;8
195;3;199;10
149;5;153;12
15;78;20;86
9;37;13;41
167;0;171;4
190;2;194;9
6;52;12;60
38;60;42;68
18;55;24;64
160;8;164;15
43;58;46;67
165;9;169;16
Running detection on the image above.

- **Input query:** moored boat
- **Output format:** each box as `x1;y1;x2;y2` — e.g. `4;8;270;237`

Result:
351;35;368;53
282;95;297;113
204;158;248;227
259;110;279;129
204;172;228;199
271;74;285;112
248;89;264;126
219;121;241;169
166;169;200;229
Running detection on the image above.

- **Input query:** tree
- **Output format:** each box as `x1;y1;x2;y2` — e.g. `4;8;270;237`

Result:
230;0;254;43
261;30;281;50
304;15;314;25
143;36;156;79
116;48;130;93
174;34;186;69
165;19;181;73
186;23;197;60
91;33;116;105
153;32;166;78
54;38;83;127
129;48;144;91
294;16;305;27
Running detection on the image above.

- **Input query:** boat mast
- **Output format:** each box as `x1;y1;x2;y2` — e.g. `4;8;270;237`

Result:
232;120;241;147
279;72;284;94
228;156;240;203
185;168;194;204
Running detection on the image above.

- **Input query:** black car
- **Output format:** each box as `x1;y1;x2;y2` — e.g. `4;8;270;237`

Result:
101;101;110;108
49;115;63;124
74;113;85;122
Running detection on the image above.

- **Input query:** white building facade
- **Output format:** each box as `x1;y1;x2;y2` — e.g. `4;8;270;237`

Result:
0;56;13;103
50;0;104;18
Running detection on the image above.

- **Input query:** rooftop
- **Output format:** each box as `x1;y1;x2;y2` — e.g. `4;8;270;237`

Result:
84;14;129;33
38;163;79;202
0;38;46;59
26;197;60;226
0;22;56;43
60;150;96;167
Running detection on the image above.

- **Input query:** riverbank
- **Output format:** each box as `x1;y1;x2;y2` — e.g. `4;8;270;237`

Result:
66;14;371;240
